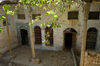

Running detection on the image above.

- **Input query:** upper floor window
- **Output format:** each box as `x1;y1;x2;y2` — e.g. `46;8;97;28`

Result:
88;12;99;20
68;11;79;20
32;14;41;20
82;0;92;2
17;14;25;19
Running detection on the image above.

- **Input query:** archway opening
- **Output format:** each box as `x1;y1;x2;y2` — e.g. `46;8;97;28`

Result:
34;26;42;45
64;33;72;49
20;29;28;45
86;28;98;50
45;27;53;46
64;28;77;49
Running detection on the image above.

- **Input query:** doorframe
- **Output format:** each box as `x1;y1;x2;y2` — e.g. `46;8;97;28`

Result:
63;32;76;50
16;23;30;46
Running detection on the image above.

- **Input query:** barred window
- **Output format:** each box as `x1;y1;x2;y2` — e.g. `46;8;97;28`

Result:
88;12;99;20
45;27;53;46
68;11;79;20
86;28;98;50
34;26;42;45
17;14;25;19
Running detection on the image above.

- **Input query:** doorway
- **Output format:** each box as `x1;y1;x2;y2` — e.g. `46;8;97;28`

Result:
20;29;28;45
64;33;72;49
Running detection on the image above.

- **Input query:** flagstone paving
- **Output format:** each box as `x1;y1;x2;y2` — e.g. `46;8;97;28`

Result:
1;46;74;66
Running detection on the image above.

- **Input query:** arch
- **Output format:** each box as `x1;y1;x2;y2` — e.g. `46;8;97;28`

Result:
88;27;97;32
45;27;53;46
86;28;98;50
63;28;77;49
34;26;42;44
64;28;77;33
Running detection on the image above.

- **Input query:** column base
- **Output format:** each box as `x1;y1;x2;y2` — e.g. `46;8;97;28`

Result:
31;58;41;64
9;55;16;60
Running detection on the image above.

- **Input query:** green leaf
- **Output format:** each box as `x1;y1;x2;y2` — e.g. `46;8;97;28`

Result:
0;14;5;21
41;24;45;28
32;20;34;24
26;0;31;4
42;40;50;45
43;7;47;10
28;22;31;26
60;7;65;12
2;5;11;11
46;10;55;15
19;0;23;2
0;27;3;32
53;15;58;18
47;24;51;27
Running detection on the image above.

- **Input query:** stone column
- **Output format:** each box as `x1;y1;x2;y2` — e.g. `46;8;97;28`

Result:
41;28;45;47
80;3;91;66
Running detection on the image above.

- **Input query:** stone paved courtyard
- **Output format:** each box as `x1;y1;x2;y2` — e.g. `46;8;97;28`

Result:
1;46;74;66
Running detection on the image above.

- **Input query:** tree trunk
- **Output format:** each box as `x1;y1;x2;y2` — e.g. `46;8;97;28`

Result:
5;11;12;57
29;6;36;59
80;3;91;66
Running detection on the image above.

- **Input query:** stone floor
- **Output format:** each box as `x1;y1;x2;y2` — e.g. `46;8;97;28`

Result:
0;57;8;66
1;46;74;66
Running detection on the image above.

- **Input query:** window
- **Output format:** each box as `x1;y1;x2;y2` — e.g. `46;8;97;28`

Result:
3;20;10;26
82;0;92;2
17;14;25;19
32;14;41;19
68;11;79;20
3;20;6;26
45;27;53;46
86;28;98;50
34;26;42;44
88;12;99;20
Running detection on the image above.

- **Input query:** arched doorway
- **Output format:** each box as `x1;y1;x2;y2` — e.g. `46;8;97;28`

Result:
64;28;77;49
34;26;42;45
86;28;98;50
20;29;28;45
45;27;53;46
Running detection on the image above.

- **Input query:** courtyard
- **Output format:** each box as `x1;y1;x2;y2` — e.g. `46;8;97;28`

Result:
1;46;74;66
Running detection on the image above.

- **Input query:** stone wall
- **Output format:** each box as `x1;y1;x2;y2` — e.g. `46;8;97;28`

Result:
84;51;100;66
